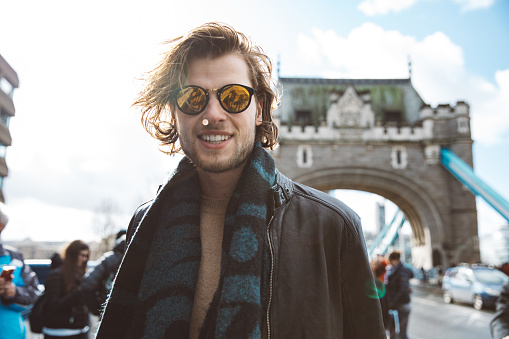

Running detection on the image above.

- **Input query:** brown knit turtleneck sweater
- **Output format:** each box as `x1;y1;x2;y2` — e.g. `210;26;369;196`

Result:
189;195;230;339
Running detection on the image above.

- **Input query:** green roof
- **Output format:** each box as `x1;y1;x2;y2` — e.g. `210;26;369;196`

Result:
278;77;426;125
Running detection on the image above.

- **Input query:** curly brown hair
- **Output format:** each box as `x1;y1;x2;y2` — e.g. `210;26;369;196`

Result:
133;22;280;155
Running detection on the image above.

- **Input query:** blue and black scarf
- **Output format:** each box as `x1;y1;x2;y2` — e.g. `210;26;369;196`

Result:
96;142;276;338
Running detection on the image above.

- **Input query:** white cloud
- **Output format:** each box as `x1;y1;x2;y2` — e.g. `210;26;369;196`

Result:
2;198;99;243
297;34;322;66
452;0;495;11
470;69;509;145
297;23;508;145
305;23;415;78
358;0;418;16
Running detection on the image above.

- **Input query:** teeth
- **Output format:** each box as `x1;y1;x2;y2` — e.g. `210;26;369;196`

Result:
200;135;231;143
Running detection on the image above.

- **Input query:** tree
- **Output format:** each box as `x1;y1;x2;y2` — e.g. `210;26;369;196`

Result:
93;198;120;255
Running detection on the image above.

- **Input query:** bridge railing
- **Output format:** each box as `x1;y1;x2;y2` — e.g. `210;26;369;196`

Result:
441;148;509;222
368;208;406;258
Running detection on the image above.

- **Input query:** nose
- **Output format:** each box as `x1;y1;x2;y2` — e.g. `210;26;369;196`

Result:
202;92;227;124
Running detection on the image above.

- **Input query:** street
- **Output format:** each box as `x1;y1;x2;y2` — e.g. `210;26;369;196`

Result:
408;282;495;339
25;282;496;339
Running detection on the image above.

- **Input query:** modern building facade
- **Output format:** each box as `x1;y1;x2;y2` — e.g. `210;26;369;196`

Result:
0;54;18;202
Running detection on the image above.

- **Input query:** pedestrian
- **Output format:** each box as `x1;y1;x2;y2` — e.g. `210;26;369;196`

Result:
490;279;509;339
386;251;414;339
96;22;385;338
81;231;126;316
0;203;39;339
42;240;90;338
371;256;390;332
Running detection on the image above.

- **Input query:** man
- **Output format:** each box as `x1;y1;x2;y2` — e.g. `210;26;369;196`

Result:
82;230;126;315
0;203;39;339
386;251;414;339
491;279;509;339
97;22;384;338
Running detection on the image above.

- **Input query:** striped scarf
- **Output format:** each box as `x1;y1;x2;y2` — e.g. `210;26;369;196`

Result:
96;142;275;338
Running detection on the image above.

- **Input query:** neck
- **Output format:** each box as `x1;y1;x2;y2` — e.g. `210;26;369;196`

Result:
197;163;246;199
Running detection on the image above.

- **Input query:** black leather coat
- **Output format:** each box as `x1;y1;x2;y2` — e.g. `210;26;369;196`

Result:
126;170;385;338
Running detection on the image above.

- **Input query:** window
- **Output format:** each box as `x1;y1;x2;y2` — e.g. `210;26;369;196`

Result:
0;78;14;98
457;117;469;134
383;110;402;126
0;144;6;158
0;109;10;127
391;146;408;169
447;268;458;278
295;110;312;126
297;145;313;168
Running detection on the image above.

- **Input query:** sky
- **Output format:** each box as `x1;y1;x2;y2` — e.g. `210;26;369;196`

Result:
0;0;508;252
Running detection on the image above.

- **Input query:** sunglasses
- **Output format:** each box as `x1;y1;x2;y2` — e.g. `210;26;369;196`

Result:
174;84;255;115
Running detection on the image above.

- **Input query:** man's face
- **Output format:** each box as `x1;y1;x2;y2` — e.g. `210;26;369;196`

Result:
174;53;262;174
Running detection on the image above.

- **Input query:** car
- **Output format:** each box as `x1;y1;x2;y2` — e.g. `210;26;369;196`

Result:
25;259;98;292
442;264;509;310
25;259;53;288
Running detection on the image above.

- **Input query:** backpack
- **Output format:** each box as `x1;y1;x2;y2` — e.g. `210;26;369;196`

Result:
29;292;47;333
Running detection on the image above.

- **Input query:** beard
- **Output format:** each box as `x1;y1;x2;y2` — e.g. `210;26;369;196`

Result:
180;129;256;174
184;143;254;173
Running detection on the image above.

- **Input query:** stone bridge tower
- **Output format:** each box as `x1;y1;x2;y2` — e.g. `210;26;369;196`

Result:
272;77;480;268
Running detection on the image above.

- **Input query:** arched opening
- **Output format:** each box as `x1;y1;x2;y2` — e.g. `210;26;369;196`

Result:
331;190;413;262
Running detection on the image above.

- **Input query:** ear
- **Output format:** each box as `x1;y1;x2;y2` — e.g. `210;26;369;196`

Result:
255;101;263;126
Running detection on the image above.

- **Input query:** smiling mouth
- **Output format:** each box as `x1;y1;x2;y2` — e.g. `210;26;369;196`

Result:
199;134;232;144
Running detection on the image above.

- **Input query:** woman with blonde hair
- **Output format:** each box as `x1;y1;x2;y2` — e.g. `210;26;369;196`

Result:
42;240;90;338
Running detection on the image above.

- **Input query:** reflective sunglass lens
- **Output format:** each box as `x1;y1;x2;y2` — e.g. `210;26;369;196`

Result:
220;85;251;113
177;87;206;114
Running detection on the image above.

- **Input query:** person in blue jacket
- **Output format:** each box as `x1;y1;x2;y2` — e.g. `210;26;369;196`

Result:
0;203;40;339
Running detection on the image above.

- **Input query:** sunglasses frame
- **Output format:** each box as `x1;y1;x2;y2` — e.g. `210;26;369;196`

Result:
174;83;256;115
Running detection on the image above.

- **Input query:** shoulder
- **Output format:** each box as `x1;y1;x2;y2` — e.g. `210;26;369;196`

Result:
126;200;154;244
134;200;153;218
402;264;414;275
46;268;63;282
276;170;361;228
1;244;24;259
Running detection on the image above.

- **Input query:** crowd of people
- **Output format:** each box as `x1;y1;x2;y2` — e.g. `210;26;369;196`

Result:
371;251;509;339
370;252;414;339
0;201;126;339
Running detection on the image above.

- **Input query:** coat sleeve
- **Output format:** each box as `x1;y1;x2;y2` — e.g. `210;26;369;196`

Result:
340;216;386;339
13;261;39;306
81;251;122;315
491;280;509;339
82;251;121;292
1;248;39;308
